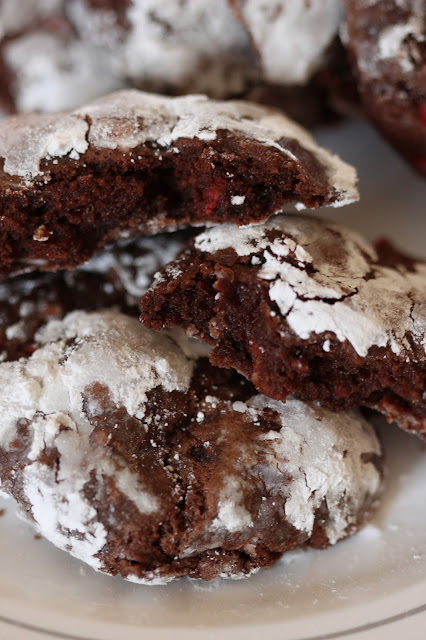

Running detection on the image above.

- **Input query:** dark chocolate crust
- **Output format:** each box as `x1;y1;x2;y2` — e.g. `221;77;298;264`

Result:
140;215;426;437
343;0;426;175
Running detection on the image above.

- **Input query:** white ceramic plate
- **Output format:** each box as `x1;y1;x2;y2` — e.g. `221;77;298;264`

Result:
0;120;425;640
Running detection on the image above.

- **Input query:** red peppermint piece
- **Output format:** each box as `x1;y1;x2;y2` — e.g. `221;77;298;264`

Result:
202;177;228;217
333;385;351;399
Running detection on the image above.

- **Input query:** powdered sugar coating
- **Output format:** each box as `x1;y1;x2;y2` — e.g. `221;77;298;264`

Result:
342;0;425;78
0;0;61;40
0;89;358;208
67;0;254;98
23;440;109;570
341;0;426;175
0;112;89;179
183;392;382;554
250;395;381;544
212;476;254;533
81;234;187;304
194;215;426;358
233;0;343;85
357;0;425;76
0;231;192;366
0;307;383;581
4;30;122;113
0;310;196;569
0;309;197;446
32;310;196;420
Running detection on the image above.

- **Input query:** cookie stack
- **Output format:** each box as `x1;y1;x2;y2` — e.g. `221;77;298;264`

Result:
0;89;385;584
0;1;423;586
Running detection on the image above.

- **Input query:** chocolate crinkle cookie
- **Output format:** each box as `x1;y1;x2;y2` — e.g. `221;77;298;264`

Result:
0;307;384;583
0;89;358;280
66;0;255;99
140;214;426;437
0;0;346;128
68;0;343;94
343;0;426;175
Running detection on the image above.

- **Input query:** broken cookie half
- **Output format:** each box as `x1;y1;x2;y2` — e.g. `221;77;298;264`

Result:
0;89;358;279
141;214;426;437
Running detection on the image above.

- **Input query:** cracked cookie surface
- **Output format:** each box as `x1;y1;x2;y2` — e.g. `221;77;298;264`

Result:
0;89;358;279
0;307;383;583
140;214;426;437
0;228;383;582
